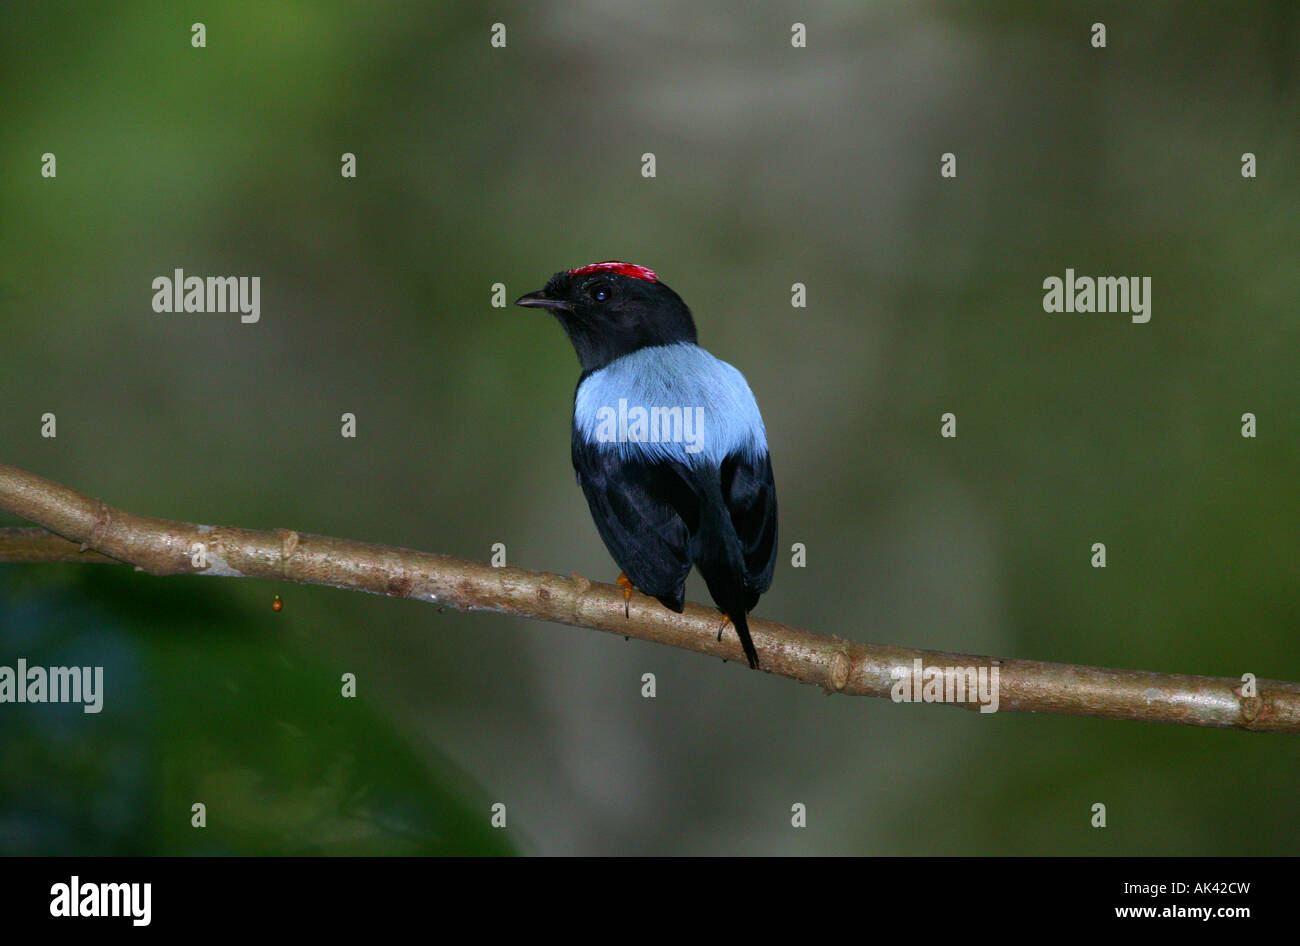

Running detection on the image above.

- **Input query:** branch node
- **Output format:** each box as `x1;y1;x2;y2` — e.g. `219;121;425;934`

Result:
1232;683;1264;724
84;502;112;553
278;529;300;577
568;572;593;618
828;651;852;692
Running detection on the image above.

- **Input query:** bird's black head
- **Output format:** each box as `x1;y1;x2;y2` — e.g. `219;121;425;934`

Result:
516;261;697;372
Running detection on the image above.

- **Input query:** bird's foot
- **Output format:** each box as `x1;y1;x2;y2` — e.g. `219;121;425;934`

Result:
717;613;731;642
616;573;634;618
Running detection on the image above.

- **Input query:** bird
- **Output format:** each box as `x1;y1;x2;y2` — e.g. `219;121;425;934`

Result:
516;261;777;669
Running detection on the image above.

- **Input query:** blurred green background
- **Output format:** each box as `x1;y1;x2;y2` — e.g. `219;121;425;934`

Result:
1;1;1297;855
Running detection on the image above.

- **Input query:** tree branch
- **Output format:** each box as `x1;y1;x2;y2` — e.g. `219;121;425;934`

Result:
1;461;1296;732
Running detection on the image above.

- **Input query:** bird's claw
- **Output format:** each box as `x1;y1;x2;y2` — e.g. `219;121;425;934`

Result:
616;573;634;619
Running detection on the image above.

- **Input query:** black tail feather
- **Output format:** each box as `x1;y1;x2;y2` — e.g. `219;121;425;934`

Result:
731;609;759;669
690;470;763;670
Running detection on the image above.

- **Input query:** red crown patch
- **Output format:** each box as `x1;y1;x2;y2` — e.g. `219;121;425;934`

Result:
567;261;658;282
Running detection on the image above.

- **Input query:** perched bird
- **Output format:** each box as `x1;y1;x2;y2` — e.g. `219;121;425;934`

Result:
516;261;777;668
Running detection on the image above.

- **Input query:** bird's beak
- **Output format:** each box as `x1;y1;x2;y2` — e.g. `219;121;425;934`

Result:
515;290;573;314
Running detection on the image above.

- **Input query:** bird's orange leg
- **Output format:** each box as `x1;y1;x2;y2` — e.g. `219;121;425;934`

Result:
616;573;634;618
717;613;731;642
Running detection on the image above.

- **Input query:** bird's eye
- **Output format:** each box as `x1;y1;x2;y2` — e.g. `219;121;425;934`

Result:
590;283;612;303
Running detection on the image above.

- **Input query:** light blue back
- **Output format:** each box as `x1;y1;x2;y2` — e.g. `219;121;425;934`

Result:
574;342;768;467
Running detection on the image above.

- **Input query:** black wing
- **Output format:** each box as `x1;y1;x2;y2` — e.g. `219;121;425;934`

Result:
720;449;777;610
571;432;698;611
